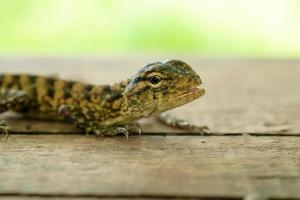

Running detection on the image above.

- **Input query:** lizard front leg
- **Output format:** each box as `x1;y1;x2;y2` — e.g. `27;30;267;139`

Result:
58;104;139;138
157;113;210;135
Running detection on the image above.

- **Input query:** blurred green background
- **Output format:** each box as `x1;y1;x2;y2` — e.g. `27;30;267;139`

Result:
1;0;300;57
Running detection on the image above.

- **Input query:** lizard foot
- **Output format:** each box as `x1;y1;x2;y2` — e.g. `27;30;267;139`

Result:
125;123;142;136
0;120;10;142
92;123;142;139
115;127;130;139
158;113;210;135
94;126;130;139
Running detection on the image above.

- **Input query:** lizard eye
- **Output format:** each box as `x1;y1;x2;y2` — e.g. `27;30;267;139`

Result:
149;75;162;86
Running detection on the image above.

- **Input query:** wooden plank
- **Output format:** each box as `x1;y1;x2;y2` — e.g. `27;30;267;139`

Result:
0;198;169;200
1;135;300;199
0;57;300;135
0;57;299;199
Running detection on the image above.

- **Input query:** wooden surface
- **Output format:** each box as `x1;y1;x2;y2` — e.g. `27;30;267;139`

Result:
0;56;300;199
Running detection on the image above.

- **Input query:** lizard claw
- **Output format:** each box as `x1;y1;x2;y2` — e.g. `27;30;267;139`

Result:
125;123;142;136
116;127;130;139
191;125;211;135
135;123;142;136
0;120;10;142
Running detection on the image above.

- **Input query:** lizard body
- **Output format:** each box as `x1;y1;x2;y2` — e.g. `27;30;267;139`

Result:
0;60;206;137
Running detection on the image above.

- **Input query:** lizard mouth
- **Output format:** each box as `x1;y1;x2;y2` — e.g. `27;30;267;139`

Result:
137;84;206;117
180;85;206;98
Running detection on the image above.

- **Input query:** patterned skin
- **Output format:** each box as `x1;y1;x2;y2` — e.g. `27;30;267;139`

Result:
0;60;207;137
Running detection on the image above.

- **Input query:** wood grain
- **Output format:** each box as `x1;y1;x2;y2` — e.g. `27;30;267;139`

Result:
1;135;300;199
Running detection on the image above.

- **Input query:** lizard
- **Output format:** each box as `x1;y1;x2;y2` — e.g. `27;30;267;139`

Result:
0;59;208;138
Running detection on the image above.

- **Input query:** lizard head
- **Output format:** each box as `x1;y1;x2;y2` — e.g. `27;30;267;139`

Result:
123;59;205;118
